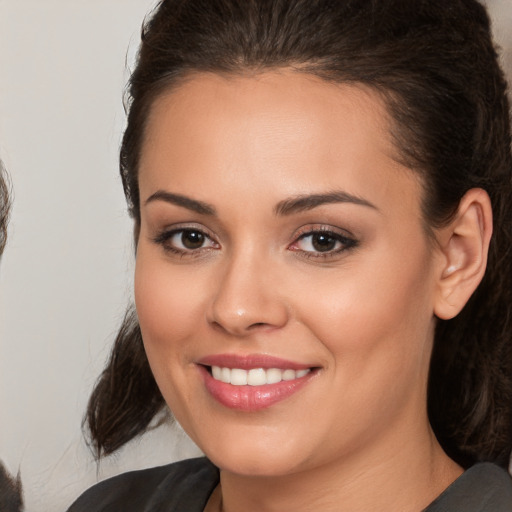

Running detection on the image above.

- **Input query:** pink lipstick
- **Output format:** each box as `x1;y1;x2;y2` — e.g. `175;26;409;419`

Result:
198;354;317;411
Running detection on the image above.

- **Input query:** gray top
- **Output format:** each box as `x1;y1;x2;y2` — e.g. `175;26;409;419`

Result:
67;457;512;511
424;462;512;511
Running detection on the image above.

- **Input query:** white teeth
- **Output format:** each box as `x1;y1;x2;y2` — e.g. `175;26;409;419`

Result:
221;367;231;383
230;368;248;386
210;366;311;386
266;368;282;384
247;368;266;386
282;369;296;381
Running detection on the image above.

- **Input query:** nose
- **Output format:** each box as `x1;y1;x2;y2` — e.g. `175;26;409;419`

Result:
206;250;289;336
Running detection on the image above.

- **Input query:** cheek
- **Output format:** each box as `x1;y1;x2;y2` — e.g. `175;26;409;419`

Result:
133;246;209;425
294;248;436;443
298;240;436;373
134;247;205;361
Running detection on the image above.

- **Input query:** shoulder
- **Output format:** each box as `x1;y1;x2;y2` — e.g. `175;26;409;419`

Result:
66;457;219;512
426;463;512;512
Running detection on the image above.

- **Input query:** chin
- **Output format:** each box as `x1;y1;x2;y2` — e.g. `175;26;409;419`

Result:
200;434;312;477
210;453;302;477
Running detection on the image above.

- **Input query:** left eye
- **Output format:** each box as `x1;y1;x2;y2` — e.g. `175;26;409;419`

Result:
294;231;351;253
165;229;217;251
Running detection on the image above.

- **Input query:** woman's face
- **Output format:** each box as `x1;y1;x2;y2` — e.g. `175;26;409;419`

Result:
135;71;443;476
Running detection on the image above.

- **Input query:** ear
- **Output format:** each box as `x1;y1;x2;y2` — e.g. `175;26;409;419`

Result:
434;188;493;320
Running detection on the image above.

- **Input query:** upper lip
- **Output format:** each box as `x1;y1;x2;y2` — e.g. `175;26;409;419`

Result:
197;353;315;370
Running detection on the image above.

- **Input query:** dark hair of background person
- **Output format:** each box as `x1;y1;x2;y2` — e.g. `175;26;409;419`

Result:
85;0;512;469
0;165;23;511
0;462;23;512
0;161;10;255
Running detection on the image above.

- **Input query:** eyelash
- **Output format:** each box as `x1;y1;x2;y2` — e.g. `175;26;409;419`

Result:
152;226;358;259
152;226;219;257
291;228;358;259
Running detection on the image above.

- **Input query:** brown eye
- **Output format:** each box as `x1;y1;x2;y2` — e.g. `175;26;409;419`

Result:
181;230;205;249
296;232;342;253
291;229;358;257
310;233;338;252
153;227;219;254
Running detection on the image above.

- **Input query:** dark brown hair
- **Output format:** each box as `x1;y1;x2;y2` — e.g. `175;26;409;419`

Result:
0;161;10;255
86;0;512;468
0;461;23;512
0;169;21;509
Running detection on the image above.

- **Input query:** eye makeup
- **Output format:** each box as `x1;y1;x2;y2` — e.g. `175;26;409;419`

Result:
151;221;359;262
152;224;220;258
289;225;358;260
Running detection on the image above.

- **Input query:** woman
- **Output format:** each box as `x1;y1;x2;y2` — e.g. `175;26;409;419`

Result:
69;0;512;510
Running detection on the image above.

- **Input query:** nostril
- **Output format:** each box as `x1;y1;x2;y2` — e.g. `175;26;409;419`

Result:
248;322;267;329
207;290;290;335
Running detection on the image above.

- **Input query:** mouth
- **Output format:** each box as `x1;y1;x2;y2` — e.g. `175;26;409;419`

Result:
209;366;311;386
197;355;319;411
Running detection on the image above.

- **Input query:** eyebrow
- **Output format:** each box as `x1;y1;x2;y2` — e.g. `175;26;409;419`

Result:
144;189;377;217
274;191;378;216
145;190;216;215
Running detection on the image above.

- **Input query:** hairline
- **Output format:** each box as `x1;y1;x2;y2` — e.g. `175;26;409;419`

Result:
134;65;440;240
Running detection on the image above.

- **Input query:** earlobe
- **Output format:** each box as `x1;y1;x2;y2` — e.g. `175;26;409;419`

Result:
434;188;493;320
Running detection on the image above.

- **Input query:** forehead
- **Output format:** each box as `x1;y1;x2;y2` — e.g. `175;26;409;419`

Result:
139;70;422;220
143;70;397;160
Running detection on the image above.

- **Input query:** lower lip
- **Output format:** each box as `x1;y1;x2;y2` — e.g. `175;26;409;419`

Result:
199;366;315;411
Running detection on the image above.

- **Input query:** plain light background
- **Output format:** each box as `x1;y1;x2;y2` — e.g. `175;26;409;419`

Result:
0;2;202;511
0;1;510;511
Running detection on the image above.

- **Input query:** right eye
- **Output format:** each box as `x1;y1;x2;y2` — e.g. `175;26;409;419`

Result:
153;228;219;255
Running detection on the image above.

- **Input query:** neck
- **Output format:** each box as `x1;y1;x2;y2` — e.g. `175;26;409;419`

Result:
212;422;462;512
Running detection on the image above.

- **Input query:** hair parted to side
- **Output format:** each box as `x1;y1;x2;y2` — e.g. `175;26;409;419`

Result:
86;0;512;467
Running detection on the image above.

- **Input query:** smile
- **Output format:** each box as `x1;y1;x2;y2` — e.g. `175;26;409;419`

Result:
197;355;318;411
210;366;311;386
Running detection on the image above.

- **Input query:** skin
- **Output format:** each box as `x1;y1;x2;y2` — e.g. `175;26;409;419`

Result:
135;71;466;511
